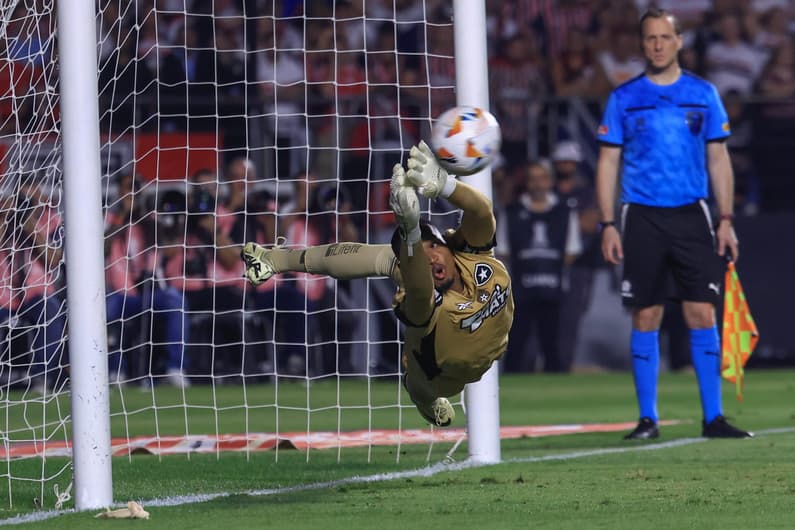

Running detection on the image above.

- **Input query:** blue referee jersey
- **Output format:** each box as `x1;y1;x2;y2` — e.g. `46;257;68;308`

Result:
597;71;730;207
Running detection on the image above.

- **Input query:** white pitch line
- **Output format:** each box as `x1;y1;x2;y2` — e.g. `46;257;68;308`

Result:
2;427;793;527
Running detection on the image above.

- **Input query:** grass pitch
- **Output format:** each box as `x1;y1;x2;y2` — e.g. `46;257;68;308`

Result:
2;369;794;528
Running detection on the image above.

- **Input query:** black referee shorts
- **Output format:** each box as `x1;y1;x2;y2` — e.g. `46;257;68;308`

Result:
620;201;723;308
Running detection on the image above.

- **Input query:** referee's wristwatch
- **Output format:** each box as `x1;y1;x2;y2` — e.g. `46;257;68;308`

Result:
599;220;617;231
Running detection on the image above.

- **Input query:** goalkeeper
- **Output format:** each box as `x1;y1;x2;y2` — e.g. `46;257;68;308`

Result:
242;142;514;427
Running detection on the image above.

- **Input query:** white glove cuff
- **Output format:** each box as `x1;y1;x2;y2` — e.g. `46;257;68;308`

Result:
439;177;457;199
404;225;421;256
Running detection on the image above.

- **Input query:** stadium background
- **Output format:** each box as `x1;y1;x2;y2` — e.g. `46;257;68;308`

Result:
2;2;794;389
0;0;794;522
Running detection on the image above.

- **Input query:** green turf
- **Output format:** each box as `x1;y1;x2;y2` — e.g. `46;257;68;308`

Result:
1;370;794;528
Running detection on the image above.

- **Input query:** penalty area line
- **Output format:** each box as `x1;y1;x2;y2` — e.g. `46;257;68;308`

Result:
2;427;793;526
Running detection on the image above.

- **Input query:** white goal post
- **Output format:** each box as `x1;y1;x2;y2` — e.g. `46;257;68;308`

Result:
453;0;501;464
57;0;112;510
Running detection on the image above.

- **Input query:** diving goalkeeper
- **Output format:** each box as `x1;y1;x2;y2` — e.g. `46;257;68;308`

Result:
242;142;514;427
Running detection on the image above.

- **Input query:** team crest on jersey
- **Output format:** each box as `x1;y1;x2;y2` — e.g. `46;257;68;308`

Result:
474;263;493;286
686;111;704;135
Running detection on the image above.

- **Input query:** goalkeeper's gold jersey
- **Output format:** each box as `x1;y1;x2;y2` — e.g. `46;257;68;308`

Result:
401;248;514;388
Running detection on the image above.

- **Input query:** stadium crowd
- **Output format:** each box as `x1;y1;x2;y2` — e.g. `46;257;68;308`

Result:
1;0;794;389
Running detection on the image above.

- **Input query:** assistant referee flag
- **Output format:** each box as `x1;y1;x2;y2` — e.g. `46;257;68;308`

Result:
721;261;759;402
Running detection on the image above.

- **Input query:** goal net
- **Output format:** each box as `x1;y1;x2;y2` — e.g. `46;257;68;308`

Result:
1;0;491;512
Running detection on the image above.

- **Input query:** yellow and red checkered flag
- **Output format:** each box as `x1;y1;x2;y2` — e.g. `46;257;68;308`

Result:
721;261;759;402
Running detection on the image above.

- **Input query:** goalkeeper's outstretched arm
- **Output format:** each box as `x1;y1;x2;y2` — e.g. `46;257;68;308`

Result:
406;141;495;248
445;181;495;249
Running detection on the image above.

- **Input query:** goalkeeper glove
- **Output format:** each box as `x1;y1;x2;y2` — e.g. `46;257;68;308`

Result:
388;163;421;256
406;140;457;199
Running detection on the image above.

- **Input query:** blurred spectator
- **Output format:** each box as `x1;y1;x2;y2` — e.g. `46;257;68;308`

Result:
756;37;795;103
705;13;769;96
679;44;702;74
531;0;595;59
752;5;793;49
309;182;363;374
98;38;154;133
645;0;711;28
497;160;582;373
490;33;548;171
256;16;308;180
226;156;293;215
104;175;190;387
551;141;602;371
243;187;287;376
281;174;331;376
0;42;36;135
0;185;66;393
597;28;645;88
490;163;518;223
5;4;52;67
248;172;340;377
550;28;610;98
198;16;247;148
590;0;640;55
168;168;252;378
723;91;761;216
154;15;205;130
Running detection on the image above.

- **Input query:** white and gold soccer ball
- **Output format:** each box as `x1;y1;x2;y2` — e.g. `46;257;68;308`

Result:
430;106;501;175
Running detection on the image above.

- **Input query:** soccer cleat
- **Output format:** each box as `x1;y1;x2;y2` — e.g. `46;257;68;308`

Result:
431;398;455;427
623;417;659;440
241;241;277;286
702;415;753;438
413;397;455;428
402;375;455;427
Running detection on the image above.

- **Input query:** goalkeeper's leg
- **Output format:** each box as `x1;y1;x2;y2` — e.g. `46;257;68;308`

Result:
242;242;398;286
403;344;457;428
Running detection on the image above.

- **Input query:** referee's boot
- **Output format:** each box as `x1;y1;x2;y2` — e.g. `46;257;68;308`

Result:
241;242;277;286
702;415;753;438
623;417;659;440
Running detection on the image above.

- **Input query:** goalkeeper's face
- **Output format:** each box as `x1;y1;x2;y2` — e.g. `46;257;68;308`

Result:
423;240;459;293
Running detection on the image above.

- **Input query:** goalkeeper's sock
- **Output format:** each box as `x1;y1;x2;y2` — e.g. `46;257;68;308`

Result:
690;326;722;423
303;243;397;279
630;329;660;422
262;248;304;273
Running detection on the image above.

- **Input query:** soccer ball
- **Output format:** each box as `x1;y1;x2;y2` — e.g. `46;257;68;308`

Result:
430;106;501;175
